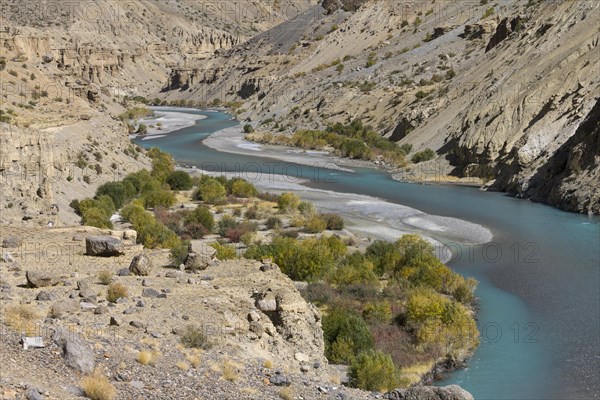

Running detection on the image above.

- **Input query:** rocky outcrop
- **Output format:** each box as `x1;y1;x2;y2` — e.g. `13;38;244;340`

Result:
499;98;600;213
385;385;474;400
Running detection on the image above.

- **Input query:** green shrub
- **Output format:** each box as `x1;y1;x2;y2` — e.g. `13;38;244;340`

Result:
142;189;176;209
217;215;238;237
180;325;210;349
96;181;135;209
366;240;402;276
322;308;374;364
81;207;113;229
211;243;237;260
166;171;193;190
121;202;180;249
245;235;347;282
136;123;148;135
362;301;392;324
244;206;259;220
230;179;257;198
277;192;300;212
349;350;401;392
184;206;214;232
243;124;254;133
148;148;174;182
106;283;128;303
266;216;282;230
411;148;436;163
305;215;327;233
169;240;190;266
321;213;344;230
331;252;378;287
365;52;378;68
297;201;315;216
197;179;226;204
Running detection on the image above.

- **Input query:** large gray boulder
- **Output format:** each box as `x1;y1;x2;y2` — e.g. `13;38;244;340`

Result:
53;329;95;374
385;385;474;400
85;236;124;257
129;253;152;276
26;271;60;288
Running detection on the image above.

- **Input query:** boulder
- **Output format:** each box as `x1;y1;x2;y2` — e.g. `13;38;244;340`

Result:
42;53;54;63
142;288;160;298
2;237;22;248
94;305;109;315
26;271;60;288
384;385;474;400
53;329;95;374
188;240;217;258
50;299;80;318
1;252;15;263
269;371;291;386
35;291;54;301
129;254;152;276
25;387;44;400
183;252;209;271
85;236;124;257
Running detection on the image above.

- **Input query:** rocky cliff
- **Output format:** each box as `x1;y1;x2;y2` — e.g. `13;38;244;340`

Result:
159;0;600;213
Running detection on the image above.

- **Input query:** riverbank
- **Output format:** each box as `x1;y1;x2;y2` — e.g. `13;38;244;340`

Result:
130;107;208;141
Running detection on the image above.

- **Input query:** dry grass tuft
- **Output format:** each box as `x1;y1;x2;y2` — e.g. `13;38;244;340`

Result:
279;387;294;400
218;359;240;382
3;304;40;335
98;270;113;285
81;373;117;400
186;353;201;368
106;283;128;303
263;359;274;369
137;350;159;366
176;361;189;370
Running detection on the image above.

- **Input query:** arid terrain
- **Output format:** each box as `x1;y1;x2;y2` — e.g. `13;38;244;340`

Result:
1;1;599;400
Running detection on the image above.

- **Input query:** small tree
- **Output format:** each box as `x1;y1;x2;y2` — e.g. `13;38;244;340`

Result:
166;170;193;190
349;350;401;392
198;179;226;204
243;124;254;133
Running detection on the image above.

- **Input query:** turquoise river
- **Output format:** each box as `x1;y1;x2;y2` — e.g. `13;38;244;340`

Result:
133;108;599;400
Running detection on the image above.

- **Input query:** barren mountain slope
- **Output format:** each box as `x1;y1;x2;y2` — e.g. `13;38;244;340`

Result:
0;0;319;226
161;0;600;213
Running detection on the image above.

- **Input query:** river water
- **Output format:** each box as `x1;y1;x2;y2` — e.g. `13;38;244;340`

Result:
134;108;600;400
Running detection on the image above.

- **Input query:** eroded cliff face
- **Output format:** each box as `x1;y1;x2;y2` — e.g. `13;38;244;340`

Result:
159;0;599;213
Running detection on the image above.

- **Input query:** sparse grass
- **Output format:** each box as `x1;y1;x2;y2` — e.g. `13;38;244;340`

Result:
263;359;274;369
137;350;159;366
176;361;190;370
187;352;202;368
279;387;294;400
3;304;40;335
81;373;117;400
98;270;113;285
221;359;239;382
398;361;435;386
106;283;128;303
